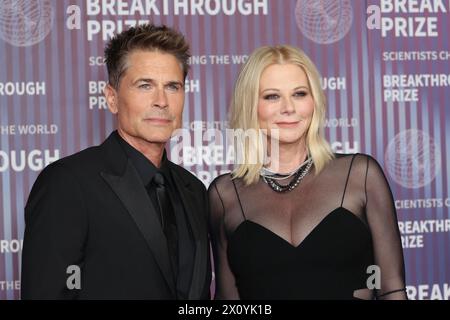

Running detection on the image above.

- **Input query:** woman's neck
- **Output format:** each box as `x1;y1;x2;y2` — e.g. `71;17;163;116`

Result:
266;139;308;174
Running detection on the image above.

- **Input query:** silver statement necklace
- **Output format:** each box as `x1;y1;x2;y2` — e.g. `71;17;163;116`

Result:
261;157;313;192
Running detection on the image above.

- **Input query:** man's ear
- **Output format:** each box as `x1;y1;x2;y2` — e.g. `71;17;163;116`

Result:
104;83;118;114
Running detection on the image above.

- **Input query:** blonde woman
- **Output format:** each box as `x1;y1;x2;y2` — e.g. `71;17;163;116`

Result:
208;45;407;300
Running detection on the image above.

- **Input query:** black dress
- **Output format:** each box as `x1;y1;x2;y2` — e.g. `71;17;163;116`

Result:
208;153;407;300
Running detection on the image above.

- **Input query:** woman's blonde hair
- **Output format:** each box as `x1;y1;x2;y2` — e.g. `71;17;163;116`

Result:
230;45;334;185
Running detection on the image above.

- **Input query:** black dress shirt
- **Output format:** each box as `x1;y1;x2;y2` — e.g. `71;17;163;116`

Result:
115;132;195;299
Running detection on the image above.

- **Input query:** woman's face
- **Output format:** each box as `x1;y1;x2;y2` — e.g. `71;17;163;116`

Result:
257;63;315;146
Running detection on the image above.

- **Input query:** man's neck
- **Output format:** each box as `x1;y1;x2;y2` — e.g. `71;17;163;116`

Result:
117;129;165;168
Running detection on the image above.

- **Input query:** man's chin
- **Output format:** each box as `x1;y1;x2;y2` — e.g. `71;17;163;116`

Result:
138;127;173;142
143;137;171;145
144;133;173;144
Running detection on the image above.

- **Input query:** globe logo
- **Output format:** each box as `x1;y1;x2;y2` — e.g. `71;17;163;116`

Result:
385;129;441;189
0;0;54;47
295;0;353;44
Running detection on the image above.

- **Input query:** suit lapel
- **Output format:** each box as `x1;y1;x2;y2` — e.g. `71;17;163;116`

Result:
101;159;176;297
170;166;208;300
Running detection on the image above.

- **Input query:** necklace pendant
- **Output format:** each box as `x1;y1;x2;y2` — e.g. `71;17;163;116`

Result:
262;158;313;193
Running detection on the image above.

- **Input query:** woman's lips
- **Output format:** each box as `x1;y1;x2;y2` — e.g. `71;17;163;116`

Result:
275;121;300;127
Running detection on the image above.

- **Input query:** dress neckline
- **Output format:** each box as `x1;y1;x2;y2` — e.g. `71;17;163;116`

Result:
230;206;370;248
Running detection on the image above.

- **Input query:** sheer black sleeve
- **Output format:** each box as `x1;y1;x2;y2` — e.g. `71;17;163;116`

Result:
364;155;407;300
208;175;241;299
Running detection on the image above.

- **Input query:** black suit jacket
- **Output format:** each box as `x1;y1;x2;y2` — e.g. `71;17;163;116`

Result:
21;132;211;299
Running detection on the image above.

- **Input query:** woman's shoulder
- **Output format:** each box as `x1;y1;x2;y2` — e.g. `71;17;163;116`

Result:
328;152;382;174
332;152;378;163
207;172;235;193
209;171;233;184
207;172;246;212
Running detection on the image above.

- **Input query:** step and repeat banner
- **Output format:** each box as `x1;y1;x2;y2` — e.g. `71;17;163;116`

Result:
0;0;449;300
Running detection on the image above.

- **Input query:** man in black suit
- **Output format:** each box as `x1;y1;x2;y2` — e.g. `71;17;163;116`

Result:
21;24;211;299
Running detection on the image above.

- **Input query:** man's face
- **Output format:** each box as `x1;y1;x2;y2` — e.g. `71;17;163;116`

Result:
105;50;185;146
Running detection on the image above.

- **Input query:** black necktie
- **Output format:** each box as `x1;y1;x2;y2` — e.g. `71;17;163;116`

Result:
153;172;178;278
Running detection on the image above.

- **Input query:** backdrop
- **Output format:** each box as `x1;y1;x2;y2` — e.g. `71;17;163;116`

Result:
0;0;449;300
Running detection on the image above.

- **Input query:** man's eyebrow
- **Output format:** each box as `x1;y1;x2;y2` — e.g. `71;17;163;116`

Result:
132;79;184;87
166;80;184;87
133;78;155;85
